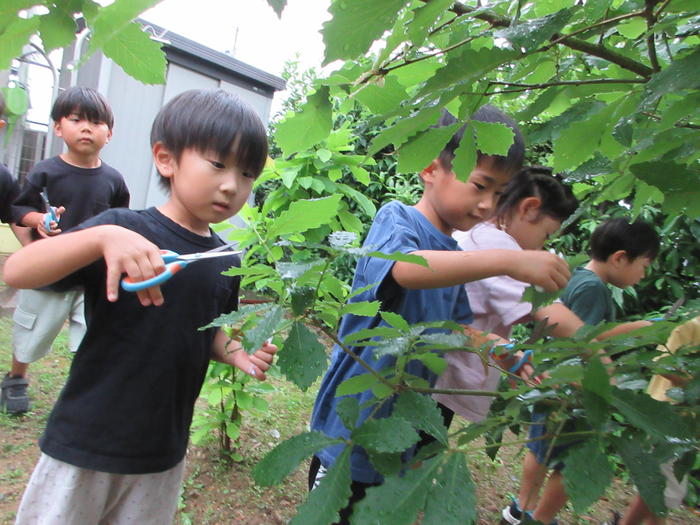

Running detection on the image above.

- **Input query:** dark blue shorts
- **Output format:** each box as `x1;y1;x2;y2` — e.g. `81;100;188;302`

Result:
526;409;582;471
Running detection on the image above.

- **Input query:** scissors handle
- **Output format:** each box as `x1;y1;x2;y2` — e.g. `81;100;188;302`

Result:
120;250;186;292
44;207;59;232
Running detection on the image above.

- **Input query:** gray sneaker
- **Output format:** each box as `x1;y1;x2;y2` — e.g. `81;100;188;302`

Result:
0;373;30;414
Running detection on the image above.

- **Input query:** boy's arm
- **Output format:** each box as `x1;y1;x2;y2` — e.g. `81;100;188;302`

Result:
392;249;569;292
532;303;585;339
211;330;277;381
3;224;166;306
596;320;652;340
19;207;65;237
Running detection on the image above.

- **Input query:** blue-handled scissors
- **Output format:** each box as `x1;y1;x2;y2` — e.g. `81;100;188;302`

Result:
121;248;241;292
40;188;59;232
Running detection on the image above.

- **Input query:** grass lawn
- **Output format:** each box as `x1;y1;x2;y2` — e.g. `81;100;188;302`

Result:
1;314;698;524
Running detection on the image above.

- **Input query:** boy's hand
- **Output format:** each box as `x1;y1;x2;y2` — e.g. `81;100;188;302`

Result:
509;251;570;292
98;225;166;306
229;341;277;380
36;206;65;237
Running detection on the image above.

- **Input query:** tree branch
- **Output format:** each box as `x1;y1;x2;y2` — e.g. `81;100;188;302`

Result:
645;0;661;72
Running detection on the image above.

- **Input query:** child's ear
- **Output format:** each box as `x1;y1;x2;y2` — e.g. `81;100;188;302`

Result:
152;142;176;178
609;249;629;267
53;120;62;137
419;159;442;185
519;196;542;221
0;119;6;129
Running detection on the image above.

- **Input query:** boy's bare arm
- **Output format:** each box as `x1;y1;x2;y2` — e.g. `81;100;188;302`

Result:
596;320;652;340
20;207;65;237
533;303;585;339
3;224;165;306
392;249;569;292
211;330;277;381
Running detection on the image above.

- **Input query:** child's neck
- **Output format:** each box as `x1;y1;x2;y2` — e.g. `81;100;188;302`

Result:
584;259;612;285
60;151;101;169
157;201;211;237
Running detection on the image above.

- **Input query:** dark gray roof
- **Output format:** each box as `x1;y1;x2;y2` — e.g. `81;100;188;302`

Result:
137;19;286;95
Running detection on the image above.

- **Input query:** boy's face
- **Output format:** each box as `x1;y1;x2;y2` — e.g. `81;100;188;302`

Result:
54;112;111;157
421;157;511;234
610;253;652;288
155;146;255;234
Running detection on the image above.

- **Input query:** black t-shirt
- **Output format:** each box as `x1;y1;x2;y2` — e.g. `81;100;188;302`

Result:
40;207;240;474
13;156;130;239
0;164;19;224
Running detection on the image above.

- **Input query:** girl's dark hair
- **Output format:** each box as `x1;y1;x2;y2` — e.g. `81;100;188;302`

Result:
590;218;660;262
493;166;578;225
150;89;268;191
50;87;114;129
437;105;525;175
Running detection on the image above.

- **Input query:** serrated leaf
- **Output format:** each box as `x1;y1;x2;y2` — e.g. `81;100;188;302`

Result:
394;390;448;445
265;0;286;18
291;447;352;525
0;17;40;70
242;305;283;352
99;22;166;84
352;416;419;454
276;86;332;157
336;372;383;397
614;433;667;515
290;286;316;315
610;388;691;440
368;106;442;155
563;440;614;513
642;47;700;105
340;300;381;317
39;9;78;52
322;0;407;64
495;8;573;51
451;123;477;182
373;336;412;357
328;231;358;248
199;303;271;330
582;356;612;402
352;455;441;524
279;322;327;391
88;0;163;53
521;285;561;310
406;0;454;46
354;76;407;115
336;397;361;430
630;161;700;217
397;123;461;173
424;453;477;524
473;120;516;157
380;311;411;331
253;431;342;486
267;194;342;238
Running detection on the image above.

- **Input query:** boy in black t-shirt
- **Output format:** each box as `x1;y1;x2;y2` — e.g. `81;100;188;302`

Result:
1;87;129;414
4;89;277;524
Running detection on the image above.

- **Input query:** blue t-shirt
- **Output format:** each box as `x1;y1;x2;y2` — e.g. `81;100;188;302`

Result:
310;201;473;483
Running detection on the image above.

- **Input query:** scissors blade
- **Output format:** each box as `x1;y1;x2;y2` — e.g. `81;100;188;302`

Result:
663;297;685;320
177;250;242;261
205;242;236;253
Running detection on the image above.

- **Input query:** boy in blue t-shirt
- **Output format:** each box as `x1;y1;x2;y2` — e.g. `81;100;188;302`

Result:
309;107;572;524
4;89;277;524
503;218;660;525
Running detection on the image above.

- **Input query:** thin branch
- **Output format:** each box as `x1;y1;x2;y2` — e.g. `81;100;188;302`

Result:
645;0;661;72
642;111;700;130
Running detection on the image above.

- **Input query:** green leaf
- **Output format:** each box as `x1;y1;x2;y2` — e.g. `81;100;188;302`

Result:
1;86;28;115
199;303;270;330
552;104;612;171
354;76;407;115
397;124;461;173
642;47;700;105
610;388;691;440
424;453;477;525
242;305;283;352
336;397;361;430
290;447;352;525
290;286;316;315
630;161;700;217
451;123;477;182
394;390;448;445
265;0;286;18
352;416;419;454
495;8;573;52
406;0;455;47
100;22;166;84
521;285;561;310
336;373;383;397
267;194;342;238
352;455;441;524
366;250;429;268
253;431;342;486
88;0;164;54
276;86;332;157
340;300;380;317
617;18;647;39
582;356;612;402
473;121;515;157
368;106;442;155
0;17;40;70
322;0;407;64
380;311;411;331
279;322;327;391
614;433;667;515
39;9;78;52
563;440;614;513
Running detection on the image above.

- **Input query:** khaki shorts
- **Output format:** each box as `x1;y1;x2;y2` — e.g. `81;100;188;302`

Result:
13;288;86;363
16;453;185;525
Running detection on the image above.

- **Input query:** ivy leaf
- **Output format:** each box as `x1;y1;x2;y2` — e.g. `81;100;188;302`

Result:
267;194;342;238
495;8;573;52
322;0;407;64
352;456;442;525
614;433;667;515
276;86;332;157
242;305;283;352
100;22;166;84
563;440;614;513
352;416;419;453
265;0;286;18
39;8;78;52
253;431;342;486
0;17;40;70
291;447;352;525
610;388;691;441
279;321;327;391
394;390;448;445
397;124;461;173
424;453;477;524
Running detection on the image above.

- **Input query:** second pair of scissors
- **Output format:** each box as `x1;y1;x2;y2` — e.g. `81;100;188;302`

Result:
121;247;241;292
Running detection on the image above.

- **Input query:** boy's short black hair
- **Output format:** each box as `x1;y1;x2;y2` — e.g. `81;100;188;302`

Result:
590;218;660;262
50;87;114;129
150;89;268;191
437;105;524;175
